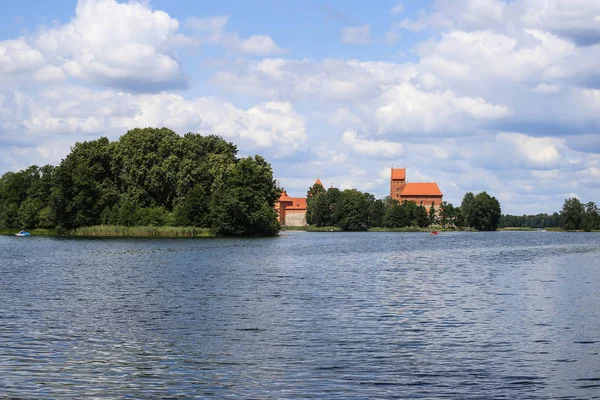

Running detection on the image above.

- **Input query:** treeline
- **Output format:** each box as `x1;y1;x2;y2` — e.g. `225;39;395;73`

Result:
499;213;560;229
0;128;281;236
559;198;600;231
305;183;502;231
499;198;600;231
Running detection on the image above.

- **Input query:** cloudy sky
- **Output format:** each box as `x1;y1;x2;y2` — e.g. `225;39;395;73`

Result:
2;0;600;214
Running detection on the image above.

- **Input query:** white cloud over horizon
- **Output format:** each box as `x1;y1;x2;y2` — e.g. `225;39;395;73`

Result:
2;0;600;214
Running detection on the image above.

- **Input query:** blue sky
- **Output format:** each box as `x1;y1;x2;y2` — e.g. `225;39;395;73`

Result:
2;0;600;214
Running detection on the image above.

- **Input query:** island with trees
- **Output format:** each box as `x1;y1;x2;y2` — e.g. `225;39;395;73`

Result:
0;128;281;236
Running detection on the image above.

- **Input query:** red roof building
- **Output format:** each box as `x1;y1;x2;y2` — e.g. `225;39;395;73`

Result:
275;177;322;226
390;168;443;209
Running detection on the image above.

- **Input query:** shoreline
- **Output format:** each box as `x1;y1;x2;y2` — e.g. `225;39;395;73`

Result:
1;226;217;238
282;226;589;233
2;226;595;238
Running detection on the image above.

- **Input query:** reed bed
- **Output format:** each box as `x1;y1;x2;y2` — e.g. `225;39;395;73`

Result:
70;225;216;237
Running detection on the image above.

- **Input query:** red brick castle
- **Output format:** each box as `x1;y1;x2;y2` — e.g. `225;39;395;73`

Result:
390;168;443;210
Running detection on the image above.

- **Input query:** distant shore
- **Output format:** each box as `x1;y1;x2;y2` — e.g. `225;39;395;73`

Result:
282;226;451;232
282;226;589;233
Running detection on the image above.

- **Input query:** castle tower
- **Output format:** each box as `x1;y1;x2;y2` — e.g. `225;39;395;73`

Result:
390;167;406;201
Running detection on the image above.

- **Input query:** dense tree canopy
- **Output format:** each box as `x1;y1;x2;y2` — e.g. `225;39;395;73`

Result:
305;185;487;231
461;191;501;231
559;197;600;231
0;128;280;236
499;213;560;229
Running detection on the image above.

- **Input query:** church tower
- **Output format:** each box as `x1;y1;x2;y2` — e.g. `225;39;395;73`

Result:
390;167;406;201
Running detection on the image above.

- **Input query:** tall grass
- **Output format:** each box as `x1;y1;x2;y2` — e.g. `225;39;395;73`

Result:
69;225;216;237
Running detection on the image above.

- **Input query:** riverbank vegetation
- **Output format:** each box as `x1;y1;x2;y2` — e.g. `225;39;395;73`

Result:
281;225;342;232
499;198;600;232
499;213;560;229
0;128;281;236
70;225;215;237
305;182;502;231
0;228;59;236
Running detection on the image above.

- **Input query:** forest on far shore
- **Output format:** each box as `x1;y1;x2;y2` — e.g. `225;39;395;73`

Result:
500;198;600;231
0;128;281;236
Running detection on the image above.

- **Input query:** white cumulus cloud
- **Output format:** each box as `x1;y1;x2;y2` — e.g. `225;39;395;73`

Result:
342;130;404;159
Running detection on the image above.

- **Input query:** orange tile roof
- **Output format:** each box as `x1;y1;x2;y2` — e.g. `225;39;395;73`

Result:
278;190;293;202
315;177;324;187
286;197;307;210
391;168;406;180
401;182;443;196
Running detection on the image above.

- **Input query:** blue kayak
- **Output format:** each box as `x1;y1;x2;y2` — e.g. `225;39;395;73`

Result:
15;230;31;237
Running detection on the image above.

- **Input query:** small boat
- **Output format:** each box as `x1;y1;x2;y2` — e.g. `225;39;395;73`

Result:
431;231;439;235
15;230;31;237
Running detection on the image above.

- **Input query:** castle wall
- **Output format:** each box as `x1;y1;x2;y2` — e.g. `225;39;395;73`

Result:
285;210;307;226
400;196;442;209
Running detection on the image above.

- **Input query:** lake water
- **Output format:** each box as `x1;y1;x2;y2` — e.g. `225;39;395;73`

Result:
1;231;599;398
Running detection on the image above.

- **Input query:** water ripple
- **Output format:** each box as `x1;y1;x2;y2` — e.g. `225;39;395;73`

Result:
0;232;599;398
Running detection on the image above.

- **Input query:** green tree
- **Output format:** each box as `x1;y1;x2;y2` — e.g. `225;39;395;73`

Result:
51;137;116;229
307;182;326;198
428;204;437;227
454;208;464;230
0;165;56;229
560;197;584;231
402;201;418;227
172;184;210;227
369;199;385;228
461;192;475;228
307;187;342;227
306;193;329;226
439;201;454;228
210;155;280;236
415;205;430;228
384;200;404;228
582;202;599;232
332;189;370;231
18;198;42;229
111;127;181;209
468;192;502;231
